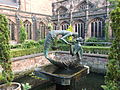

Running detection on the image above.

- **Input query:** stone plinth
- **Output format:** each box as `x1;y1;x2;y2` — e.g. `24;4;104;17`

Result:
34;64;89;86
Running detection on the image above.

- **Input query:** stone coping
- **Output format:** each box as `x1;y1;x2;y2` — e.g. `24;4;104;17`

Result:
12;51;108;61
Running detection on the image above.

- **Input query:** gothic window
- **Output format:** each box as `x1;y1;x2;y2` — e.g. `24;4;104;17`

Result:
8;20;15;40
24;20;32;39
39;22;46;39
56;6;68;14
61;22;69;30
77;1;94;11
91;19;105;38
53;23;57;30
74;22;85;38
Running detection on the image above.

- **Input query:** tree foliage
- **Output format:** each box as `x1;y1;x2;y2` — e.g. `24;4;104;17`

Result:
66;25;73;41
104;21;110;41
0;14;14;84
19;20;27;43
102;0;120;89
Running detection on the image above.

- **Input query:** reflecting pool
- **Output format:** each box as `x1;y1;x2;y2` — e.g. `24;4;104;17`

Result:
31;72;104;90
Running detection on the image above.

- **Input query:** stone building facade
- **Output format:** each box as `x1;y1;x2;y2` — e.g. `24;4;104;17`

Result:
52;0;113;40
0;0;53;43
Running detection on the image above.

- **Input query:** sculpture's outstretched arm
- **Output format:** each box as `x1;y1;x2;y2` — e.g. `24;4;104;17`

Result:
60;33;71;45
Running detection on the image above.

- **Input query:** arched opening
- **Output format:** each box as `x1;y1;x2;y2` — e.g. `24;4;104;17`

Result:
8;20;15;40
74;21;85;38
61;21;69;30
53;23;57;30
90;18;105;38
39;22;46;39
56;6;68;14
76;0;95;11
24;20;32;40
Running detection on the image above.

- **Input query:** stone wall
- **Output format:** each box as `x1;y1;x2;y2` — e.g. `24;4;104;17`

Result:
12;53;50;77
0;51;107;79
81;54;107;74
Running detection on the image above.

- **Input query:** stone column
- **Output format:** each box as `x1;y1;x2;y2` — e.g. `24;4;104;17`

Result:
32;16;37;40
70;1;73;26
57;11;60;30
84;0;89;39
16;14;20;43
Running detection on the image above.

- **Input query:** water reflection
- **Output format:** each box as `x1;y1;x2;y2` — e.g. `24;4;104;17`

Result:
32;73;104;90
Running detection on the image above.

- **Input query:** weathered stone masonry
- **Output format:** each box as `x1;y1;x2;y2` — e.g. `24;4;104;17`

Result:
9;51;108;78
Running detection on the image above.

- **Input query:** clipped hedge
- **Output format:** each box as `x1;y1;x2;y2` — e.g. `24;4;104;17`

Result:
10;44;110;58
82;46;110;55
10;44;22;49
10;46;44;58
58;44;110;55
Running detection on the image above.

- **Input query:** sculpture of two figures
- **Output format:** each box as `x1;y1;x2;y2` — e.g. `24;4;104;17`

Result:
44;30;83;69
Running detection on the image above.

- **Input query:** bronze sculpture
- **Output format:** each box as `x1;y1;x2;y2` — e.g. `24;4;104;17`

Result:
44;30;83;68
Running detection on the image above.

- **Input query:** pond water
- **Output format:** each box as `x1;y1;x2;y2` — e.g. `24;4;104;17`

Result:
31;72;104;90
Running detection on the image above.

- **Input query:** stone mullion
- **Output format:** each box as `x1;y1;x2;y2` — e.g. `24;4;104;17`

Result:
83;23;85;38
97;21;99;38
93;22;95;37
80;23;82;37
30;24;32;40
77;23;79;36
27;24;29;39
101;21;103;38
39;25;41;39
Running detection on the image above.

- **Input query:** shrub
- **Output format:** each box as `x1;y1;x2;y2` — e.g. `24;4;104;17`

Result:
66;25;73;41
22;40;39;49
10;44;110;58
37;39;45;45
85;37;110;46
0;14;14;84
19;20;27;43
11;46;44;58
86;37;107;42
10;44;22;49
102;0;120;89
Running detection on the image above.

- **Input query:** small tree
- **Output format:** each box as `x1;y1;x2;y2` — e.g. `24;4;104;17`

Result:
0;14;14;85
66;25;73;41
102;0;120;90
48;23;53;30
104;21;110;41
19;20;27;43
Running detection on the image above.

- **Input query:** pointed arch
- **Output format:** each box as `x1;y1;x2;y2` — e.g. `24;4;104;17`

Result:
53;23;57;30
23;20;32;39
73;19;85;38
39;21;46;39
75;0;95;11
8;19;16;40
56;6;68;14
60;21;69;30
89;17;105;38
